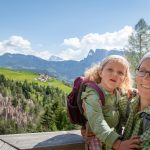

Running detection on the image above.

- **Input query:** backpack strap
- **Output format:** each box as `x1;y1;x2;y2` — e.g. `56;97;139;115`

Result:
83;81;105;106
77;81;105;115
140;112;150;132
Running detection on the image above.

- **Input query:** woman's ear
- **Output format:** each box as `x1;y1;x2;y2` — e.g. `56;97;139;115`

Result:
98;71;102;77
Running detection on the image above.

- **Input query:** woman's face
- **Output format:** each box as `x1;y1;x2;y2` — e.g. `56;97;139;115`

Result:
136;59;150;100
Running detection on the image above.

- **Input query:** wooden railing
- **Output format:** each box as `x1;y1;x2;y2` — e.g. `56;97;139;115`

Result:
0;130;85;150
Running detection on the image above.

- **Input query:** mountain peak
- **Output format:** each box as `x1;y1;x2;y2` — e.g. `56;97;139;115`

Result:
88;49;95;56
49;55;63;61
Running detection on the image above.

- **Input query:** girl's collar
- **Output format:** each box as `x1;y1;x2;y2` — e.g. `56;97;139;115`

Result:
98;84;117;95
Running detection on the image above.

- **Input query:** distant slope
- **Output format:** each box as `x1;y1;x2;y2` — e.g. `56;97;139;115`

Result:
0;49;124;82
0;67;37;81
0;67;71;93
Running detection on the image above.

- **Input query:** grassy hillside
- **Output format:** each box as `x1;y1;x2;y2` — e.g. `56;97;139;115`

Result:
0;67;71;93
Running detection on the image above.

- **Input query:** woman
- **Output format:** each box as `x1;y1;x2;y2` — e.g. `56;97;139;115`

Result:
122;52;150;149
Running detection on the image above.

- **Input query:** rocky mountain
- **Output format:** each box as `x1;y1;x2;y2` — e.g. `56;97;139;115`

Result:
0;49;124;82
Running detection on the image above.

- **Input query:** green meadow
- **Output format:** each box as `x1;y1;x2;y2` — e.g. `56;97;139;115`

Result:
0;67;71;94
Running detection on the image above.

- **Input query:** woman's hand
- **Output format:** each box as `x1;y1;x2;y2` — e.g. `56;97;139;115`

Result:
119;136;141;150
113;136;141;150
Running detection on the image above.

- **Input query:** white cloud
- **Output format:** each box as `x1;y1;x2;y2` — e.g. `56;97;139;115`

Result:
59;48;82;60
0;35;52;60
59;26;133;60
0;36;31;54
7;36;31;49
0;26;133;61
32;50;52;60
63;37;80;48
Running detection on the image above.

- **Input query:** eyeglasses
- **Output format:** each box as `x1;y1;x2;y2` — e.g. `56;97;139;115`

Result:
136;69;150;78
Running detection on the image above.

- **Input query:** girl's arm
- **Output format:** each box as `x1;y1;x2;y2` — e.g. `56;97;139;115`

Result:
82;87;141;149
82;87;120;148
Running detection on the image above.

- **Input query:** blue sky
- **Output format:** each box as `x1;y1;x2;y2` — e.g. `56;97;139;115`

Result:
0;0;150;60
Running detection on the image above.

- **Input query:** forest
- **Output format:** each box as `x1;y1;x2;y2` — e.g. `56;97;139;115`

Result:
0;74;75;134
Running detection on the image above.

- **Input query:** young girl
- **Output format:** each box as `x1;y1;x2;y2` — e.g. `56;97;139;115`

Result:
81;55;140;150
122;52;150;150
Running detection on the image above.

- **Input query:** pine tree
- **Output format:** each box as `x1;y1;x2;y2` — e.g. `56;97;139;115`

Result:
125;18;150;73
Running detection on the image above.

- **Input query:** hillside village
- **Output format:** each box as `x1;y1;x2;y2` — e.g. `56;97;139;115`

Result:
35;73;49;82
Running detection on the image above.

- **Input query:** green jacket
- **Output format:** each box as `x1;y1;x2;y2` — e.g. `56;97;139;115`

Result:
81;85;121;150
122;97;150;150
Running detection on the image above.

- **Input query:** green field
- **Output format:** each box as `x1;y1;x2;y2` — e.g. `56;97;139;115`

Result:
0;67;71;94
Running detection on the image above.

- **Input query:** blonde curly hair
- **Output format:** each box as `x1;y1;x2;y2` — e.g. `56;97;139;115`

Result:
84;55;133;91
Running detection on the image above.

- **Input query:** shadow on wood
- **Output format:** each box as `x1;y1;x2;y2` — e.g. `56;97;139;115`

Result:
0;130;85;150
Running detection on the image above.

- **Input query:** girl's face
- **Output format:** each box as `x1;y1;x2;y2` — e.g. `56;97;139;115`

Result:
100;60;127;93
136;59;150;101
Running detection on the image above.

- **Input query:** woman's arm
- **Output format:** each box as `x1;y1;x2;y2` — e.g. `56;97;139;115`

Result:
140;128;150;149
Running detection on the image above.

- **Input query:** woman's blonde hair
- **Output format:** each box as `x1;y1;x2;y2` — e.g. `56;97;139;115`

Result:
84;55;133;91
